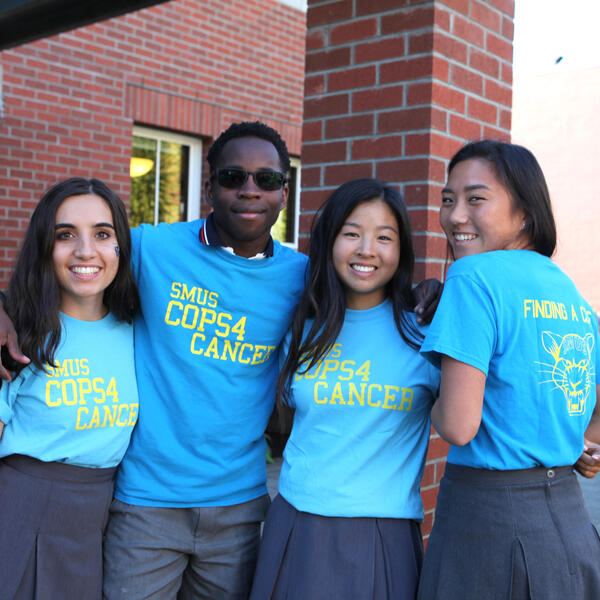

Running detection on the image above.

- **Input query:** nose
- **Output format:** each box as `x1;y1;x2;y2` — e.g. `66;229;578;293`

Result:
357;235;375;256
238;173;261;197
447;200;469;225
73;234;97;259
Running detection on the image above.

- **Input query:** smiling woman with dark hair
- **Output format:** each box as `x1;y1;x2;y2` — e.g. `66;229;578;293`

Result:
250;178;439;600
0;177;139;599
417;140;600;600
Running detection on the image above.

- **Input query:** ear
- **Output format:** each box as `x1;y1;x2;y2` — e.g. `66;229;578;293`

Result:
205;178;214;208
279;181;289;212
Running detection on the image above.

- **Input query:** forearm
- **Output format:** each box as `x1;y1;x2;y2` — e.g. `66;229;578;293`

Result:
431;396;480;447
0;291;30;380
432;356;485;446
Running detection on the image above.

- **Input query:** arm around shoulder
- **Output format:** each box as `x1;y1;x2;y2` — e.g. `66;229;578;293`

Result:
575;385;600;478
583;385;600;445
431;355;485;446
0;299;30;382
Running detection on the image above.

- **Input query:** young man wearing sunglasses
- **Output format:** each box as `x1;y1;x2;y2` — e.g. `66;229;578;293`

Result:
95;121;308;599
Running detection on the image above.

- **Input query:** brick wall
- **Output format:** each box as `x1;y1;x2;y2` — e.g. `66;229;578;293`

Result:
302;0;514;536
0;0;306;285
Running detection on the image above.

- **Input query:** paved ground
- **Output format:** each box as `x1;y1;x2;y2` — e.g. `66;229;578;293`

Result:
266;456;283;499
268;457;600;529
579;473;600;529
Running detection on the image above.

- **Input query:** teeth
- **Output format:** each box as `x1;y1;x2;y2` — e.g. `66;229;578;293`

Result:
454;233;477;242
351;264;375;273
71;266;99;275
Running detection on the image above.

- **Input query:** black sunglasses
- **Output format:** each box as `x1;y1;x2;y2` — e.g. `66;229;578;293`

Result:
212;168;287;191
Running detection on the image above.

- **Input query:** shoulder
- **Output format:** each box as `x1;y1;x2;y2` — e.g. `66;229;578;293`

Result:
273;243;308;266
447;250;546;286
132;220;202;243
446;251;498;277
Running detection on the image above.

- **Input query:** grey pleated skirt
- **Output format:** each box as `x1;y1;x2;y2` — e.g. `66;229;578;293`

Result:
0;454;116;599
417;463;600;600
250;494;424;600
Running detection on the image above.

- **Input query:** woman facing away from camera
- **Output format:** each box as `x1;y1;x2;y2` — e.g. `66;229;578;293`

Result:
0;178;139;599
417;140;600;600
250;178;440;600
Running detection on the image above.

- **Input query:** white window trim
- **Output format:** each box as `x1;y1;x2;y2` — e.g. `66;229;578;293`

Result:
281;156;301;250
132;125;203;222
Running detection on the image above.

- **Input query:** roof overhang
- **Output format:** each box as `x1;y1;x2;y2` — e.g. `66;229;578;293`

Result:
0;0;170;51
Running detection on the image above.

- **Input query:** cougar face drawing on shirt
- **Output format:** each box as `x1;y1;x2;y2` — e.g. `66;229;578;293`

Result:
541;331;595;416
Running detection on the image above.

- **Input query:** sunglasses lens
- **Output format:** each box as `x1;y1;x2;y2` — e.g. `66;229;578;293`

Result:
255;171;285;191
217;169;247;188
215;169;285;190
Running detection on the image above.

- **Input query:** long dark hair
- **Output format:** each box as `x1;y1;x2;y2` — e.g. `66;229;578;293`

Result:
448;140;556;257
3;178;139;374
277;178;422;405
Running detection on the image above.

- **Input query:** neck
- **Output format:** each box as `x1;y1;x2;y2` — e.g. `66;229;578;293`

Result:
60;296;108;321
214;223;269;258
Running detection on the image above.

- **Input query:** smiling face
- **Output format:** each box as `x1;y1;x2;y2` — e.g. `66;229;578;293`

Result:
52;193;120;320
440;158;530;259
332;198;400;310
206;136;288;257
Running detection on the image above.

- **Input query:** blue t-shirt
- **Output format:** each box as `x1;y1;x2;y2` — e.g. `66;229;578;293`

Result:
279;300;439;520
0;312;138;468
115;220;308;507
422;250;600;470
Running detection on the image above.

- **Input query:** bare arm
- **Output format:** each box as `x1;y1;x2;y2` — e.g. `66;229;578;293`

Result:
0;296;30;382
574;385;600;478
431;355;486;446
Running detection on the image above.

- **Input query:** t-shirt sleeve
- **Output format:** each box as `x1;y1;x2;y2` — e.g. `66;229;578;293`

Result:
278;328;292;370
278;329;297;408
421;272;497;376
407;312;441;399
0;372;23;424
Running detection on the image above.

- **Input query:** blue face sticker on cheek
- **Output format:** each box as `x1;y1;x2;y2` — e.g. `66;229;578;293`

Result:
114;246;120;257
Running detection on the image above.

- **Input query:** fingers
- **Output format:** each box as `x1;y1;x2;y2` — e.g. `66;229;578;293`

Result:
575;452;600;478
417;296;441;325
6;334;29;365
0;363;12;382
0;333;30;382
414;279;443;325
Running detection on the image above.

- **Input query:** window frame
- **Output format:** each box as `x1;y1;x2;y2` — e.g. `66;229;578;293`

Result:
279;155;301;250
132;125;203;223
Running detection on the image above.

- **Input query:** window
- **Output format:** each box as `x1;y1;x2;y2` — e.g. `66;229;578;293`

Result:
129;126;202;227
272;156;300;248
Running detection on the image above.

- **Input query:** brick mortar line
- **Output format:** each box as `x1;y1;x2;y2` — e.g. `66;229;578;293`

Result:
125;81;301;128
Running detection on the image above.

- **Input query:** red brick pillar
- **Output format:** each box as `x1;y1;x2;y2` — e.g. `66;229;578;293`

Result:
301;0;514;537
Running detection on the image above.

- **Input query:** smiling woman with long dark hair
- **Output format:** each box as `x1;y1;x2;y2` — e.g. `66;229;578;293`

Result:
251;178;439;600
417;140;600;600
0;178;139;599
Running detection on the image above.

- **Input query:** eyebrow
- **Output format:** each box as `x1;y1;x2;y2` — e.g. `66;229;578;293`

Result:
55;222;115;230
222;165;278;171
442;184;491;194
343;221;398;233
